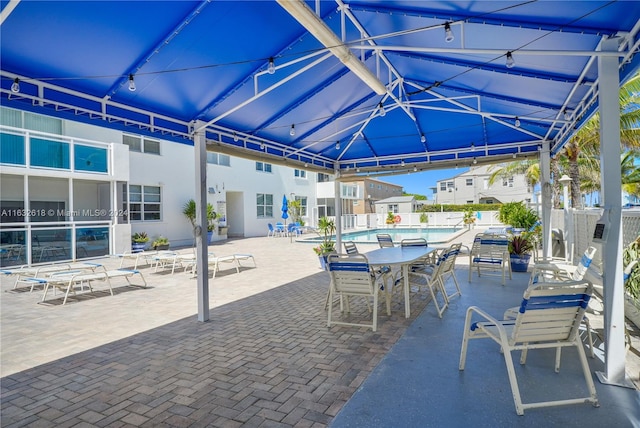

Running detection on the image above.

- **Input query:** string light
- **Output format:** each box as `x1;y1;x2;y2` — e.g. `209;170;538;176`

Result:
335;141;340;150
515;117;520;127
378;102;386;117
268;57;275;74
444;23;454;43
233;132;239;142
11;78;20;93
420;134;426;143
505;52;515;68
289;124;295;136
128;74;136;91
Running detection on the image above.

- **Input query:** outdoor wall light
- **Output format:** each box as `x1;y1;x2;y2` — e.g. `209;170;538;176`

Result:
444;23;454;43
128;74;136;92
290;124;295;136
268;57;276;74
11;78;20;93
505;52;515;68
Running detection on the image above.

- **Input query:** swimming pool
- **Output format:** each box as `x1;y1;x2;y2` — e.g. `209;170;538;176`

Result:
302;227;465;245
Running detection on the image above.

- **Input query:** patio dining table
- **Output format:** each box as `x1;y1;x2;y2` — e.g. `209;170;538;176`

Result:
364;246;437;318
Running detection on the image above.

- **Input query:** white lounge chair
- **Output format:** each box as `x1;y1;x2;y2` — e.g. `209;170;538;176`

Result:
2;262;103;291
37;267;147;305
459;280;599;415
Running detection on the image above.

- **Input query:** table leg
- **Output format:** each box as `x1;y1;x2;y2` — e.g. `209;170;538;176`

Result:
403;264;410;318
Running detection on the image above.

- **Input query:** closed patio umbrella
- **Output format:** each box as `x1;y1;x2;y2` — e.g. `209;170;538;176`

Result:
281;194;289;225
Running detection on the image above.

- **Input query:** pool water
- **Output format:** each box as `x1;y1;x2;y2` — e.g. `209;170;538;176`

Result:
304;227;464;245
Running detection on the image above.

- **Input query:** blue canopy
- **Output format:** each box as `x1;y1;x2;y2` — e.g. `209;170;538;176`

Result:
1;1;639;174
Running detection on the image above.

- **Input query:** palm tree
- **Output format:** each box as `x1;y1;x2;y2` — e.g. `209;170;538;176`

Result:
490;72;640;208
558;73;640;206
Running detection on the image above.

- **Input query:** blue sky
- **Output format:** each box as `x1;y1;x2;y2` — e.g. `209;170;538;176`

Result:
383;167;470;199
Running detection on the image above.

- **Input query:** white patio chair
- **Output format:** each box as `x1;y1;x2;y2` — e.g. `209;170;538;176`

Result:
468;233;511;285
434;242;463;301
407;254;449;318
376;234;394;248
327;253;380;331
459;280;599;415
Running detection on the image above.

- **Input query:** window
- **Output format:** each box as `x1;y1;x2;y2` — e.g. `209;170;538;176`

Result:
467;200;474;204
483;178;489;190
207;152;231;166
440;182;446;191
466;178;473;186
124;184;162;221
0;132;25;165
75;144;108;173
318;173;330;183
388;204;399;213
123;134;161;154
294;169;306;178
256;193;273;218
447;181;454;189
256;162;272;173
30;137;69;169
295;196;307;216
503;177;514;187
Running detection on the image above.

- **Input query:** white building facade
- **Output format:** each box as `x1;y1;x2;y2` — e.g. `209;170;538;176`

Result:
0;107;318;267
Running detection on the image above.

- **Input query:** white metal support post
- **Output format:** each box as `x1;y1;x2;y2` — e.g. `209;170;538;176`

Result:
595;37;632;387
334;174;342;253
193;121;210;322
539;141;552;260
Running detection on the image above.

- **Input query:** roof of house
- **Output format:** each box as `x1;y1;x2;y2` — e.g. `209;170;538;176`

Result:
374;196;416;204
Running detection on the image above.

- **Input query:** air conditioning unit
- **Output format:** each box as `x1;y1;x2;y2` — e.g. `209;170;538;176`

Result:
208;187;216;194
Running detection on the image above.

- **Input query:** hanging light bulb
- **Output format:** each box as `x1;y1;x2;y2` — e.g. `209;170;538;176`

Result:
290;124;295;136
335;141;340;150
378;102;386;117
563;109;569;121
268;57;275;74
260;142;265;150
512;153;517;159
473;157;477;164
420;134;426;143
444;23;454;43
515;117;521;127
413;166;417;172
233;132;239;142
11;78;20;93
505;52;515;69
401;159;405;166
128;74;136;92
304;163;308;168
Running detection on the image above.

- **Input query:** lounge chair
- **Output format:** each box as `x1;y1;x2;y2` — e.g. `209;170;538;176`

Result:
459;279;598;415
37;267;147;305
2;262;103;291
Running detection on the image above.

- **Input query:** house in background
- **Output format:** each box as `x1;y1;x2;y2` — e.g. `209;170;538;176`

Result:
374;196;418;216
434;165;533;205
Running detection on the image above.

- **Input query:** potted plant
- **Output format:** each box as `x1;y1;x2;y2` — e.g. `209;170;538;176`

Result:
151;236;170;251
183;199;217;243
131;232;149;253
313;216;336;270
419;212;428;227
508;233;534;272
463;208;476;229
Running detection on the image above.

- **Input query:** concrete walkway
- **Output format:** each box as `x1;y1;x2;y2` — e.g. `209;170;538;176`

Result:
1;231;638;426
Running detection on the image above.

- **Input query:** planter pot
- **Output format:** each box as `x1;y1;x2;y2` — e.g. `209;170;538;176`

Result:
131;242;146;253
207;231;214;243
510;254;531;272
152;244;170;251
319;255;327;270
